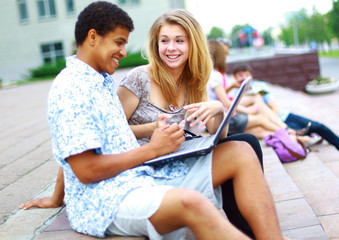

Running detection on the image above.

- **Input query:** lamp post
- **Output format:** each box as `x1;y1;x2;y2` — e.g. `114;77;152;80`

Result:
293;18;299;47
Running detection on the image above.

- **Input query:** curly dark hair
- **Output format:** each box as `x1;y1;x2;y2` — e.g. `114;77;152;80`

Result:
75;1;134;46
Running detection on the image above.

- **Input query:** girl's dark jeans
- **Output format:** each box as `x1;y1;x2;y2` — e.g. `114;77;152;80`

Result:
285;113;339;150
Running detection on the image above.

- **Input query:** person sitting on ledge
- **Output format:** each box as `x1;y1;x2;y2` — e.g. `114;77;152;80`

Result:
231;64;339;150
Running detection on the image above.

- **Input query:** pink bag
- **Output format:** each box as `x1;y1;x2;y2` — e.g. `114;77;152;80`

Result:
264;128;307;163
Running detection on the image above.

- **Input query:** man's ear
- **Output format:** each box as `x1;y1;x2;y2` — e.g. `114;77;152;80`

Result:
87;29;97;46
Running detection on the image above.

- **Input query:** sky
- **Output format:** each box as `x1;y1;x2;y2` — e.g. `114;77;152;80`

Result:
185;0;334;34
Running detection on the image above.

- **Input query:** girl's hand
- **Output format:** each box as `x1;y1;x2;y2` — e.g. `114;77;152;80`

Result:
183;101;224;129
157;113;171;127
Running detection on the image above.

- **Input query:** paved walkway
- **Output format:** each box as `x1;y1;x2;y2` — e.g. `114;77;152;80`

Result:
0;61;338;240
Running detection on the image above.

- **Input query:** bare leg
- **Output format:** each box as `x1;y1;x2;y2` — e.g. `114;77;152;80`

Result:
247;95;287;129
212;141;284;240
219;133;263;238
240;95;287;129
238;94;258;107
247;114;281;133
256;102;286;129
149;188;249;240
245;125;275;139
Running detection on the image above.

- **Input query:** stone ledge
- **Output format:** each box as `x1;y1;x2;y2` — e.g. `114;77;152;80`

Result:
40;209;147;240
226;51;320;91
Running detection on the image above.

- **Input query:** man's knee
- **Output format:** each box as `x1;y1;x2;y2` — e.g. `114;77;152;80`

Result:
151;188;212;229
173;188;210;213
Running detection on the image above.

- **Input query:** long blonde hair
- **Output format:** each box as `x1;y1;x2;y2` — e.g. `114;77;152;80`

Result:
147;9;212;105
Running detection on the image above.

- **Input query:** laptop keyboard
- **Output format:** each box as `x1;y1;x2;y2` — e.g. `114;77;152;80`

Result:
176;135;215;152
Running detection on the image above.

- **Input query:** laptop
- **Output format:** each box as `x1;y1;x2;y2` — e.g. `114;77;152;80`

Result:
144;77;251;164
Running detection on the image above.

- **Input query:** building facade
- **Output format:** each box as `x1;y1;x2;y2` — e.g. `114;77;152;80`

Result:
0;0;185;83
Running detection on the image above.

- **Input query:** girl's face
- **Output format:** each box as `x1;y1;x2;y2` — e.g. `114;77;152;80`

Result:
158;23;189;71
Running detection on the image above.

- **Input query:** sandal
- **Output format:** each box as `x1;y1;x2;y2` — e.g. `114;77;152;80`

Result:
296;122;312;136
304;134;323;147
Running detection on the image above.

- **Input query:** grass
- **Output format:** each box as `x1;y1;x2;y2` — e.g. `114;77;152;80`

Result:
319;50;339;58
16;76;54;86
2;49;335;89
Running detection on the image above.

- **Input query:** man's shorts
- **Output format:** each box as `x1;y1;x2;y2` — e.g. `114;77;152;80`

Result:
106;151;222;240
228;113;248;136
105;186;179;240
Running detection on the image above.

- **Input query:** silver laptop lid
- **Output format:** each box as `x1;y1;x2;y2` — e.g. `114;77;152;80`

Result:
212;76;252;145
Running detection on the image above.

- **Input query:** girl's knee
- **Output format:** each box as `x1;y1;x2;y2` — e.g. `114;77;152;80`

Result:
230;140;257;156
217;141;259;168
230;141;261;168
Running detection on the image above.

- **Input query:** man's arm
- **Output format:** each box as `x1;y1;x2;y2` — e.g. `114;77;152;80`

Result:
225;80;242;93
68;124;185;184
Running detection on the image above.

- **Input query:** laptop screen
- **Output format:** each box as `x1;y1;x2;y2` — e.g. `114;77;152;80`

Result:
212;76;252;145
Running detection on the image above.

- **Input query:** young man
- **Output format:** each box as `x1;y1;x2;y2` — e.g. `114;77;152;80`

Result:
46;2;286;239
47;1;250;239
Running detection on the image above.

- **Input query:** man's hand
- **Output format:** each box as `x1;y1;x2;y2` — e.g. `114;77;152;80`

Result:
149;123;185;157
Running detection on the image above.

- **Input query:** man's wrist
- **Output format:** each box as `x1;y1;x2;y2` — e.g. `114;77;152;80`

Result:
142;143;158;161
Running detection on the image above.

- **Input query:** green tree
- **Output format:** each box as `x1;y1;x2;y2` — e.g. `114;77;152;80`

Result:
279;26;294;46
279;7;333;48
306;8;332;48
279;8;309;46
328;0;339;38
292;9;308;45
262;28;274;46
207;26;225;39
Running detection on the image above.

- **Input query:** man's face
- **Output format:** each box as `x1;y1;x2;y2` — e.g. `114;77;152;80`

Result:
235;70;251;82
91;26;130;75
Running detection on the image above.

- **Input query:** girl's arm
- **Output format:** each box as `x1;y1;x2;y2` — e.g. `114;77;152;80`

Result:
118;86;162;139
215;85;259;115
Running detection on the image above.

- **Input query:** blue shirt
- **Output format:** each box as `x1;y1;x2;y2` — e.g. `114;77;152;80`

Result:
47;56;187;237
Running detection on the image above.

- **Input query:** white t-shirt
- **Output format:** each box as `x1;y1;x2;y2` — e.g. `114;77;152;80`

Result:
207;69;224;101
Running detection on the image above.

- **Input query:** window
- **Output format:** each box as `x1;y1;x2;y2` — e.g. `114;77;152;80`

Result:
40;42;64;64
118;0;140;5
65;0;75;14
37;0;56;19
17;0;28;22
